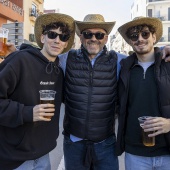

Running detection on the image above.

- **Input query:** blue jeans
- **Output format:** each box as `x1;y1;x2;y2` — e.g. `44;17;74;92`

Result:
125;152;170;170
64;135;118;170
14;153;51;170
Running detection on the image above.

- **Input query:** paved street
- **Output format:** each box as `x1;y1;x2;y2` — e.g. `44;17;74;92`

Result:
50;104;125;170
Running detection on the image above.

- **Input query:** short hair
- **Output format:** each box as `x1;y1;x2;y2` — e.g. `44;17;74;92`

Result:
42;22;72;35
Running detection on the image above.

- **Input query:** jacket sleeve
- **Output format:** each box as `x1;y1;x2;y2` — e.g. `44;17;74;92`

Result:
0;63;33;128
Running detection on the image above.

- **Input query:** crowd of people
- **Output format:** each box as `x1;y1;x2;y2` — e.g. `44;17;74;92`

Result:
0;12;170;170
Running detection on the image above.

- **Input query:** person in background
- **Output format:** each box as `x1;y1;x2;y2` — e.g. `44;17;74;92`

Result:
0;13;75;170
116;16;170;170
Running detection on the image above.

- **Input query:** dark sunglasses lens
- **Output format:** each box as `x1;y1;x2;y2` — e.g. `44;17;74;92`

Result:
47;31;57;39
47;31;69;42
130;33;139;41
130;31;151;41
82;32;105;40
83;32;93;39
59;34;70;42
141;32;150;39
95;33;105;40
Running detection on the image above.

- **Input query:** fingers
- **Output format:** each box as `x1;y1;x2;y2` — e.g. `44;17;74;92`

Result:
4;42;17;57
143;117;170;136
165;56;170;62
33;104;55;122
162;49;166;59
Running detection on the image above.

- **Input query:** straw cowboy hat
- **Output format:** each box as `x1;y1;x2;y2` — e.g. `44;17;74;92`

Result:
75;14;116;36
118;16;163;45
34;13;75;54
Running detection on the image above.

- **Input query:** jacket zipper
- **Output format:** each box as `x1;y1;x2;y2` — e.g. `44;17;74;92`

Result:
85;63;93;138
143;71;146;79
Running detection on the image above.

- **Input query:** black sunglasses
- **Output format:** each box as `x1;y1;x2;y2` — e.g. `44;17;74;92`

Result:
82;32;106;40
45;31;70;42
129;31;151;41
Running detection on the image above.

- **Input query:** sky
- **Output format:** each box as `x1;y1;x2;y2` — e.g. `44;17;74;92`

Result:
44;0;134;35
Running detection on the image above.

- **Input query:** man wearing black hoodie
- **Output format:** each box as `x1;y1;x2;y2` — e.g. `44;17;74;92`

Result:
0;13;75;170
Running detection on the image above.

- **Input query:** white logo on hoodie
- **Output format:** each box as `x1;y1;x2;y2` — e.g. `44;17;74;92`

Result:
40;81;55;85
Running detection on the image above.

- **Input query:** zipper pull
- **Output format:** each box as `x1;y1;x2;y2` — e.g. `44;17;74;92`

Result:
143;71;146;79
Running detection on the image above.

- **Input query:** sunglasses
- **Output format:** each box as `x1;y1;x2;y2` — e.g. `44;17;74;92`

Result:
82;32;106;40
45;31;70;42
129;31;151;41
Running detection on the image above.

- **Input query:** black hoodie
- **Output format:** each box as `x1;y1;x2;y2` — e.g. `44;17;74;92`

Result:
0;44;64;169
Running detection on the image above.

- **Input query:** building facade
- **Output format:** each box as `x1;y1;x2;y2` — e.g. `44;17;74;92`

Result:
131;0;170;46
23;0;43;46
0;0;24;25
111;0;170;53
0;0;44;47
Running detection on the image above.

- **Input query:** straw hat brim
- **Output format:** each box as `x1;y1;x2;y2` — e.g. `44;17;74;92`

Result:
75;21;116;36
118;17;163;45
34;13;75;54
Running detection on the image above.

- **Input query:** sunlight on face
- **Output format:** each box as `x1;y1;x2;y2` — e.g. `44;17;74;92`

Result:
80;28;108;58
41;28;68;61
129;27;156;55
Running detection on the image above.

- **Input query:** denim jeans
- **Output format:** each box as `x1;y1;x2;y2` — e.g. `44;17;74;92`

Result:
14;153;51;170
64;135;118;170
125;152;170;170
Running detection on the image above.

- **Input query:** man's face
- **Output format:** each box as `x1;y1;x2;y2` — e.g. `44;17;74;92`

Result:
41;27;68;61
80;28;108;59
128;26;156;55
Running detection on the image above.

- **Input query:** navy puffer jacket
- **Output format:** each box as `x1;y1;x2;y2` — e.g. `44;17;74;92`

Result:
64;46;117;142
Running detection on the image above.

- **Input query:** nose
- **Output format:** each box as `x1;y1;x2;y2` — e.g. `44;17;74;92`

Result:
91;34;97;40
54;35;60;42
138;33;143;40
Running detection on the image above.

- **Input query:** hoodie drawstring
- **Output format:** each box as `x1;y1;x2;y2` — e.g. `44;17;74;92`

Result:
46;62;60;74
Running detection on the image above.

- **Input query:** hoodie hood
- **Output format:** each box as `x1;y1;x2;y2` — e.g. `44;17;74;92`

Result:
19;43;60;74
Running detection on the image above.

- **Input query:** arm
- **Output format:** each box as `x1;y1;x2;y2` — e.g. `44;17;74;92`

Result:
161;45;170;62
116;52;127;78
0;63;32;127
58;52;68;75
5;42;17;57
0;43;17;64
0;63;55;127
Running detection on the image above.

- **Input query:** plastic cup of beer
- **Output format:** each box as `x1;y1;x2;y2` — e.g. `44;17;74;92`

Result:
39;90;56;119
138;116;155;146
0;27;9;57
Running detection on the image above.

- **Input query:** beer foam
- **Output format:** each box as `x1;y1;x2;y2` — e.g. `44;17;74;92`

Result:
40;98;54;100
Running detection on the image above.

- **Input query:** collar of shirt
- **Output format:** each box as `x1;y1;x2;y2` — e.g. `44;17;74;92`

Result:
90;51;103;67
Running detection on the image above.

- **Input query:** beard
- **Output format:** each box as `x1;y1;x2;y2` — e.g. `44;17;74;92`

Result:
86;40;102;55
132;40;151;55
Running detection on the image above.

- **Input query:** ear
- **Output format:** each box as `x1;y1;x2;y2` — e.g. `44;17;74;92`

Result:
153;33;156;44
41;34;45;44
104;35;108;44
79;34;83;43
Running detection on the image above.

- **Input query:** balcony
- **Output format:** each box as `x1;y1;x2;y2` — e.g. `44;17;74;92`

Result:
147;0;167;2
29;8;36;21
36;0;43;4
29;34;36;42
29;8;44;22
157;16;166;21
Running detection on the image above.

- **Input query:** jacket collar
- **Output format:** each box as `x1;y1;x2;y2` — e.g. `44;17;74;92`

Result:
120;47;162;70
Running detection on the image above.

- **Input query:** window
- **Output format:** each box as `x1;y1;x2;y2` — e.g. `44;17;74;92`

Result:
148;9;152;17
31;4;37;17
